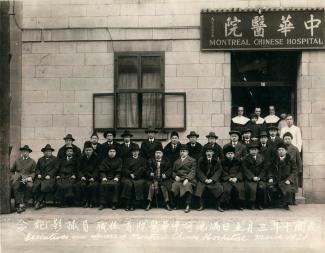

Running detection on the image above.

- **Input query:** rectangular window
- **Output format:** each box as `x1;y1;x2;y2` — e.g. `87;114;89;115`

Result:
93;52;186;133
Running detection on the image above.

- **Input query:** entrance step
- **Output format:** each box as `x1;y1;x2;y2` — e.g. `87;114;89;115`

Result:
296;187;306;204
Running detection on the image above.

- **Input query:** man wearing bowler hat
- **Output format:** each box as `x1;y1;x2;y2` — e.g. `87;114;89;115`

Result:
79;141;100;208
119;130;139;161
186;131;202;161
121;144;148;211
223;130;247;160
33;144;58;210
57;134;81;160
100;130;119;160
141;127;163;161
202;132;223;160
242;141;267;210
172;144;196;213
267;141;297;210
98;146;122;210
195;144;224;212
163;131;182;166
10;145;36;213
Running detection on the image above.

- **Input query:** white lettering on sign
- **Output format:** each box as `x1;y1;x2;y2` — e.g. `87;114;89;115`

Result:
304;14;322;37
277;14;295;37
225;16;243;37
251;15;267;37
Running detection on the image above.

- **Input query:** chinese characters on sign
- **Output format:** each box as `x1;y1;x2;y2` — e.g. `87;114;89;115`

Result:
201;9;325;50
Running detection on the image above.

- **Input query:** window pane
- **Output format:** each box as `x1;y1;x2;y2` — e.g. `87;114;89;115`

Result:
117;93;139;128
142;93;163;128
118;56;138;89
141;56;161;89
164;94;185;129
94;95;114;129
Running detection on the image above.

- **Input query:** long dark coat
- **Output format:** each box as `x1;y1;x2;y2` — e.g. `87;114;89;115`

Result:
57;144;82;160
163;142;181;166
242;154;267;202
267;136;283;152
221;158;245;201
119;142;139;161
33;156;58;193
186;142;203;161
201;143;223;160
140;139;163;160
194;157;223;199
82;142;103;158
100;141;120;160
223;142;247;160
121;157;148;201
172;156;196;197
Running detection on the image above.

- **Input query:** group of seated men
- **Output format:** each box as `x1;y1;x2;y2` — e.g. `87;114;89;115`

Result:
10;121;301;214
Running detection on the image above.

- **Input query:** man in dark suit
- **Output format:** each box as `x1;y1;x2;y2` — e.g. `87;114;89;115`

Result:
83;132;102;158
267;126;282;152
79;141;100;208
57;134;82;160
146;146;173;211
202;132;223;160
98;146;122;210
100;130;120;160
242;142;267;210
195;144;224;212
186;131;202;161
33;144;58;210
241;128;253;146
121;145;148;211
223;130;247;160
171;145;196;213
119;130;139;161
267;142;297;210
163;131;181;166
141;127;163;161
220;145;245;210
55;146;80;207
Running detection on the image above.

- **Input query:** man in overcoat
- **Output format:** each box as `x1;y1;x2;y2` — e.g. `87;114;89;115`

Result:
141;127;163;161
223;130;247;160
171;145;196;213
119;130;139;161
33;144;58;210
186;131;202;161
194;144;224;212
163;131;182;166
57;134;81;160
100;130;120;160
201;132;223;160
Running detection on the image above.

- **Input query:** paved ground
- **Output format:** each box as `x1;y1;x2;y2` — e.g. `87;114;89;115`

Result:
1;204;325;253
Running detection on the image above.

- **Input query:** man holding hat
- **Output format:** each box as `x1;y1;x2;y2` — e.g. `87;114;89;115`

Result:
57;134;81;160
121;144;148;211
55;146;80;207
186;131;202;161
163;131;182;166
195;144;224;212
267;141;297;210
242;141;267;210
100;130;119;160
119;130;139;161
10;145;36;213
220;145;245;210
141;127;163;161
146;146;173;211
83;132;102;158
33;144;58;210
223;130;247;160
202;132;223;160
171;144;196;213
79;141;100;208
98;145;122;210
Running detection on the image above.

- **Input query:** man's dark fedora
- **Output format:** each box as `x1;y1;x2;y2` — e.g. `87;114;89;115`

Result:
41;144;55;152
206;132;218;139
187;131;199;138
20;145;32;153
121;130;133;138
103;130;116;138
229;130;241;137
63;134;75;141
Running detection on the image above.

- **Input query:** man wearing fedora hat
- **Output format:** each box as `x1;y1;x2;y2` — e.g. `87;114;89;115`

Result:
163;131;182;167
98;146;122;210
267;141;297;210
146;146;173;211
100;130;120;160
141;127;163;161
202;132;223;160
171;144;196;213
195;144;224;212
241;128;253;146
220;145;245;210
242;141;267;210
223;130;247;160
119;130;139;161
121;144;148;211
33;144;58;210
79;141;100;208
57;134;81;160
10;145;36;213
267;126;282;152
186;131;202;161
55;146;81;207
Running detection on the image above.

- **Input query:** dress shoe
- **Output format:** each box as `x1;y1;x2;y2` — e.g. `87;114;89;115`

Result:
83;202;89;208
88;203;93;208
184;205;190;213
166;203;172;211
111;205;117;210
216;205;224;212
34;201;41;210
250;203;255;210
197;205;204;211
145;202;151;211
16;207;23;214
283;205;290;210
130;206;135;211
258;205;264;210
98;205;104;210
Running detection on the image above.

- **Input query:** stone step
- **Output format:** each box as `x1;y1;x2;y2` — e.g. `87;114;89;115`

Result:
296;188;306;204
